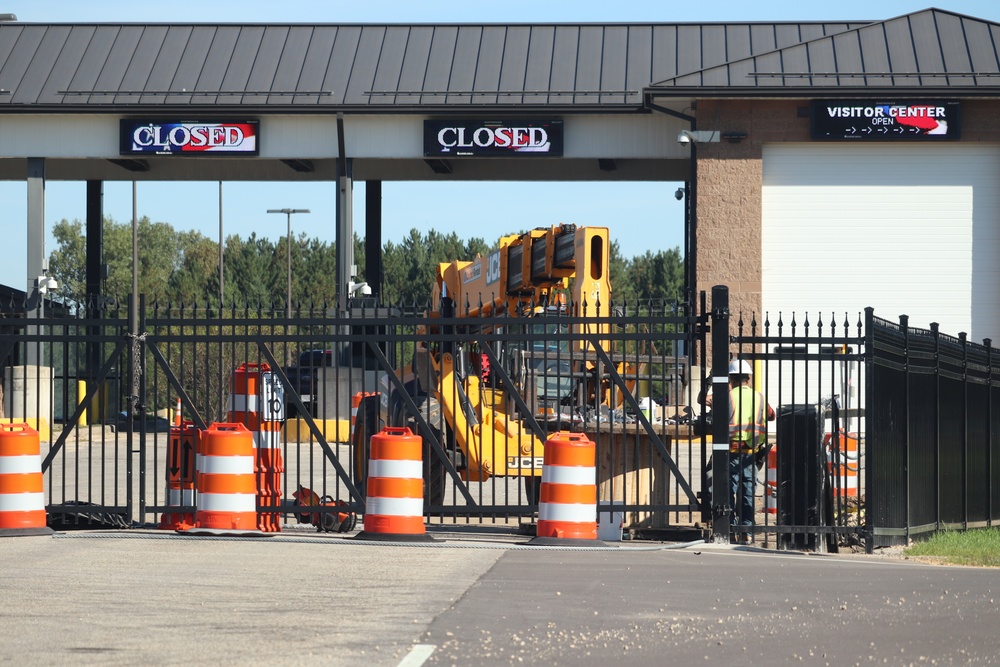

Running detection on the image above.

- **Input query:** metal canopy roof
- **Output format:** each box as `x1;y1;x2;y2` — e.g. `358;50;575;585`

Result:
0;20;866;113
647;8;1000;97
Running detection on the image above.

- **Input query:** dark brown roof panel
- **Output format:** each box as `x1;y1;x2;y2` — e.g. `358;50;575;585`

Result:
574;26;604;105
394;26;430;106
448;26;481;105
33;25;88;104
0;18;953;111
469;26;504;106
497;27;529;105
217;26;263;105
649;9;1000;95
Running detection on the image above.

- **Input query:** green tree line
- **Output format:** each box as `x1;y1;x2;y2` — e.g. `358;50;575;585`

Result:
48;216;684;308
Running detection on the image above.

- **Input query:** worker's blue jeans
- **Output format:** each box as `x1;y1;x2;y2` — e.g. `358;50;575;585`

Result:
729;452;757;528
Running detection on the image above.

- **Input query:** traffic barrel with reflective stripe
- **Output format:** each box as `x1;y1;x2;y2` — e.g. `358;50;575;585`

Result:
349;391;376;441
188;423;260;535
765;445;777;515
159;420;197;530
825;432;860;500
0;423;52;535
530;432;599;544
227;362;285;532
355;426;435;542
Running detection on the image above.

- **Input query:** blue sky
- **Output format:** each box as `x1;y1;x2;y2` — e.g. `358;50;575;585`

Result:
2;1;997;291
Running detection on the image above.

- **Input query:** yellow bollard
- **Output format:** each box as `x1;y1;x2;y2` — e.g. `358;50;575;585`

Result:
77;380;88;427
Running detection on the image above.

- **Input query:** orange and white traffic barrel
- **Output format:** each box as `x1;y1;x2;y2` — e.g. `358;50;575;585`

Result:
764;445;778;515
531;432;599;544
0;423;52;536
355;426;435;542
825;432;859;501
227;363;285;532
158;420;197;530
188;422;260;535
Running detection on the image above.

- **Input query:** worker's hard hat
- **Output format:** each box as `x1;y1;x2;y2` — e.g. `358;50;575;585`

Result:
728;360;753;376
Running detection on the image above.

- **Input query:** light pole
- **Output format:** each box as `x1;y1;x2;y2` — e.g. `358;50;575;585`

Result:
266;208;310;318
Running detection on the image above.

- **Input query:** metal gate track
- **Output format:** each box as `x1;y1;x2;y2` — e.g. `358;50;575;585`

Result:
52;531;704;551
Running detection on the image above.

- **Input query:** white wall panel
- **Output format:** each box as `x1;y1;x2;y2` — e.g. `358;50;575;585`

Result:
762;143;1000;344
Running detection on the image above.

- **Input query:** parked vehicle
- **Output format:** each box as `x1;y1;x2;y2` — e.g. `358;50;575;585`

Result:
284;349;335;417
106;411;171;433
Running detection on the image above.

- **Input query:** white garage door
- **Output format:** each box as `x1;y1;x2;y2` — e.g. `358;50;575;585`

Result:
762;143;1000;343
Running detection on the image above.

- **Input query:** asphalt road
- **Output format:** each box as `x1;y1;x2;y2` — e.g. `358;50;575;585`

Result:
1;530;997;666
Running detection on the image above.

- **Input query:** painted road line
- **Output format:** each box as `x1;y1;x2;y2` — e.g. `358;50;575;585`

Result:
397;644;436;667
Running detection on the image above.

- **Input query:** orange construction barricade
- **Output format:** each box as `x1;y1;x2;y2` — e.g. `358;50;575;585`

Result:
764;446;778;515
188;423;260;535
825;431;860;500
531;432;599;544
0;423;52;536
227;363;285;532
159;420;197;530
349;391;376;441
355;426;435;542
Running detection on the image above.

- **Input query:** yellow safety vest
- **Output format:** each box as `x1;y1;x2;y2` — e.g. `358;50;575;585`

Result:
728;385;767;448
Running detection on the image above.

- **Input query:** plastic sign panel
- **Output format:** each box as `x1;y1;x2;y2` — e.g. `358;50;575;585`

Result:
120;120;260;155
260;371;285;421
424;119;563;157
811;101;960;141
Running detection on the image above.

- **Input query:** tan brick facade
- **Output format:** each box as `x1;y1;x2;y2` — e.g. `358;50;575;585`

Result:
693;98;1000;322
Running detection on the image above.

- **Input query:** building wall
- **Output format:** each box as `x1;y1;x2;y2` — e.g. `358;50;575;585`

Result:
694;98;1000;322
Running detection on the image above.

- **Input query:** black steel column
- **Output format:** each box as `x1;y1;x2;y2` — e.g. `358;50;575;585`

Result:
711;285;731;543
86;181;104;377
365;180;383;302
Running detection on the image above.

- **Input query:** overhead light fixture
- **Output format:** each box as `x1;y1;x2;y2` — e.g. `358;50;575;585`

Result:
425;158;452;174
721;132;747;144
281;159;315;173
598;158;618;172
108;158;150;172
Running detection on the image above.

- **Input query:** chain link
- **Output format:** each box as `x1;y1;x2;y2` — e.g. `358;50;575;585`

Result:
126;332;147;412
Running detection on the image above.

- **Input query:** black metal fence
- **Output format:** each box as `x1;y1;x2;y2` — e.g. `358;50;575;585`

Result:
715;286;867;551
5;289;996;550
1;295;704;535
867;311;1000;547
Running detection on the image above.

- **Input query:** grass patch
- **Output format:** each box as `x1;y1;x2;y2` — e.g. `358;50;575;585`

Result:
905;529;1000;567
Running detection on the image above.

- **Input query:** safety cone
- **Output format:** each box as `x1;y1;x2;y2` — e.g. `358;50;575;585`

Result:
355;426;436;542
185;423;265;537
0;423;53;536
530;431;600;545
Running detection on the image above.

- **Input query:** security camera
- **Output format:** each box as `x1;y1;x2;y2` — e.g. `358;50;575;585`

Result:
674;188;685;201
677;130;720;144
35;276;58;295
348;281;372;297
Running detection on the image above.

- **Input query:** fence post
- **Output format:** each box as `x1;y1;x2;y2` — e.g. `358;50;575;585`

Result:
710;285;731;544
960;331;969;530
986;338;994;529
864;307;874;553
929;321;938;533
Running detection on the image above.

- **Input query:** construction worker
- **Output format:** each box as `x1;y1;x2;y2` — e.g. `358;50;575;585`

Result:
700;359;775;542
725;360;774;541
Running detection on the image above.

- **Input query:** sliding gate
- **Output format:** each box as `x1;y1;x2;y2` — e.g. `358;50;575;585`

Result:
2;295;706;534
